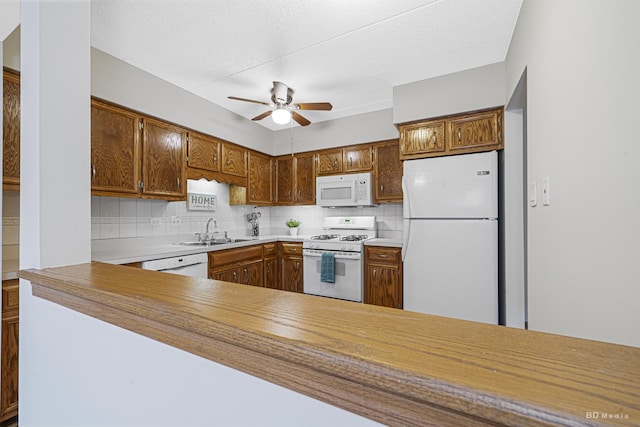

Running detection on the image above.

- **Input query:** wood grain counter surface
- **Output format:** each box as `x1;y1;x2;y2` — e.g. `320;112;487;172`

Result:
19;262;640;426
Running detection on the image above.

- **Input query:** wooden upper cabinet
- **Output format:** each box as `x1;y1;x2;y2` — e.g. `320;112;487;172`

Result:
221;143;247;177
316;149;343;175
399;120;446;160
316;145;373;176
373;140;403;203
294;152;315;204
91;99;141;196
141;117;186;200
187;132;220;172
399;107;504;160
275;156;294;205
247;151;273;205
343;145;372;173
447;108;503;153
3;69;20;191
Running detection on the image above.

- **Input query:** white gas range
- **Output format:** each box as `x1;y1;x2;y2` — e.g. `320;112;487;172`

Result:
302;216;376;302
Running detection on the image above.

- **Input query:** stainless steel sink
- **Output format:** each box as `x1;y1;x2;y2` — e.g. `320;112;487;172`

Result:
176;238;253;246
176;241;229;246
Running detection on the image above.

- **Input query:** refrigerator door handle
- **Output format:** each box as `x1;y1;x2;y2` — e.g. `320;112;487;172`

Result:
402;218;410;261
402;176;410;218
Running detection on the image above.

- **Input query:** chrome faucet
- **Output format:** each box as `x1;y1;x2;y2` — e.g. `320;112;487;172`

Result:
205;218;217;241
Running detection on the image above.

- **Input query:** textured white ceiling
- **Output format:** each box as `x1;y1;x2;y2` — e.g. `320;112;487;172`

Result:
91;0;523;130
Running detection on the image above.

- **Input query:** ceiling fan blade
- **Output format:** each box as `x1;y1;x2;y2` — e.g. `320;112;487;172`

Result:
228;96;270;106
292;111;311;126
252;111;273;121
295;102;333;111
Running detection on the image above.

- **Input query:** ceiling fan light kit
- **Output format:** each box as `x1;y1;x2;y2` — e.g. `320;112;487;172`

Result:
272;108;292;125
229;81;332;127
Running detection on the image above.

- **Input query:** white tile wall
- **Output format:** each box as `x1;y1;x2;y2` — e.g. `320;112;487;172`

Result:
91;180;403;240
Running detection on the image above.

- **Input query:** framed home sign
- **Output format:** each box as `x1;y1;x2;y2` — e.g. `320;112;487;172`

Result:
187;193;217;211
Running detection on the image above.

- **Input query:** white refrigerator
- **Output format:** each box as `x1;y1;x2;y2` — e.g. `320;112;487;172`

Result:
402;151;498;324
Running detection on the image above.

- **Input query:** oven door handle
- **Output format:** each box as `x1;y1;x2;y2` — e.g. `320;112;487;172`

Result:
303;250;361;260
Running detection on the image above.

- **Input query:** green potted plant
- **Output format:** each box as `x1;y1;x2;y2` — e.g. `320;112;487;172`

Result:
285;219;301;236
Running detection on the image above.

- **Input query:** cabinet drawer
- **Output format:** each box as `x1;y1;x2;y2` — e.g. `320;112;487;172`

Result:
263;243;277;257
209;245;262;269
366;246;401;264
2;279;19;312
280;242;302;256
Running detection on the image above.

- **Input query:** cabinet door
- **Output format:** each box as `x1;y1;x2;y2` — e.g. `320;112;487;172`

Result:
221;143;247;177
2;70;20;190
0;312;18;421
343;146;372;173
281;256;303;293
316;150;343;175
211;267;240;283
263;256;277;289
365;264;402;308
399;120;445;159
91;100;141;196
294;153;315;204
447;109;503;153
275;156;294;205
374;140;403;203
141;118;186;199
240;260;264;287
187;132;220;172
248;152;273;205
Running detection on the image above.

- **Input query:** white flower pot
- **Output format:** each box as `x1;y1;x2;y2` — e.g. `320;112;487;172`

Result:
289;227;298;236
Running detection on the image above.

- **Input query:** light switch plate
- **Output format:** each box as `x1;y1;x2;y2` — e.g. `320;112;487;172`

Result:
542;176;550;206
529;181;537;207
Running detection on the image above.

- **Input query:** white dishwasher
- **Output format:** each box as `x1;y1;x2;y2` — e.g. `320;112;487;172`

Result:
141;252;208;278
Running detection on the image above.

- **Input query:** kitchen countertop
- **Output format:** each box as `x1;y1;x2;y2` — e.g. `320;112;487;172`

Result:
91;234;309;265
20;262;640;426
92;234;404;265
364;238;403;248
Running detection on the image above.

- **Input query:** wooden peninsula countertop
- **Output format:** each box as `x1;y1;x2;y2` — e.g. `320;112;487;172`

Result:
19;262;640;426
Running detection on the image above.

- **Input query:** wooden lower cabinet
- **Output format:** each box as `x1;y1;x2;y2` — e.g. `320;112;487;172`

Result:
211;260;263;287
263;243;278;289
1;279;19;421
208;245;264;287
279;242;303;293
364;246;403;309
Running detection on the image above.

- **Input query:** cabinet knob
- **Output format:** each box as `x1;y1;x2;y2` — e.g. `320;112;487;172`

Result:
91;164;96;183
373;269;377;279
377;253;389;258
380;184;384;192
433;132;437;147
177;177;180;189
457;128;462;142
349;156;353;167
233;271;237;282
213;154;217;165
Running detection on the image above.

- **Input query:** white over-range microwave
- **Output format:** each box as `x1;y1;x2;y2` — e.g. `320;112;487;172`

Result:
316;172;373;207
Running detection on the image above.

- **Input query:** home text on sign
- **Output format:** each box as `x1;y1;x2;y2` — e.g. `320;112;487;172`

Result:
187;193;217;211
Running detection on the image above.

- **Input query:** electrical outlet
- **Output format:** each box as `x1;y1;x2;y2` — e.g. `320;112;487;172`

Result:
150;217;162;226
171;216;181;226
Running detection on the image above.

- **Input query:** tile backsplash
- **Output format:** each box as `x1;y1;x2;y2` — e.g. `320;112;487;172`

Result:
91;180;403;240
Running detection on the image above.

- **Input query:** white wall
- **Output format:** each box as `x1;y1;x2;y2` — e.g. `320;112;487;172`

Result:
393;62;505;124
505;0;640;347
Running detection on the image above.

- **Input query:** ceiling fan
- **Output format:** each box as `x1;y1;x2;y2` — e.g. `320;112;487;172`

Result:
228;81;332;126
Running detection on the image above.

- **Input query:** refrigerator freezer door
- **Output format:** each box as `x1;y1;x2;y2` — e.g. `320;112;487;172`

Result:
403;219;498;324
403;151;498;219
